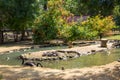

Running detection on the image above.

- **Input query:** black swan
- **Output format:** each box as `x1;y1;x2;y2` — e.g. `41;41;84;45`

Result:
22;59;43;67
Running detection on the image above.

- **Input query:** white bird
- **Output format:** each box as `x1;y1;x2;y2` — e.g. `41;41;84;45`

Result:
6;57;10;61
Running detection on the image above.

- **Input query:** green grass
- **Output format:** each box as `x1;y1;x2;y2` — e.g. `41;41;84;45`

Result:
104;34;120;40
0;75;3;80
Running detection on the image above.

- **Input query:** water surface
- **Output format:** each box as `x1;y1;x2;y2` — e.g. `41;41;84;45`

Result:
0;47;120;69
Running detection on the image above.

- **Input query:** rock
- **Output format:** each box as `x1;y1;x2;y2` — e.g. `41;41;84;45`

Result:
52;52;58;56
9;50;14;53
112;40;120;48
30;46;34;49
13;49;18;52
68;51;81;56
57;52;67;60
4;51;9;54
35;58;42;61
19;48;24;51
101;39;108;47
74;55;79;58
91;50;96;53
56;50;66;53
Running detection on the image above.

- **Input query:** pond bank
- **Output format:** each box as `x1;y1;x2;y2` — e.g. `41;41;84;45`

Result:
0;40;120;79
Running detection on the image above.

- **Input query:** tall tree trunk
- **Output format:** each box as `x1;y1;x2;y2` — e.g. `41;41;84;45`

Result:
99;33;103;40
0;30;4;44
14;31;18;42
21;30;25;41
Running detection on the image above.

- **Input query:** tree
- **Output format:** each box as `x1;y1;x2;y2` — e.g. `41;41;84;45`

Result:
86;0;114;16
64;0;79;15
0;0;41;42
81;15;115;39
9;0;41;41
33;0;71;44
64;0;115;16
113;0;120;31
0;0;12;43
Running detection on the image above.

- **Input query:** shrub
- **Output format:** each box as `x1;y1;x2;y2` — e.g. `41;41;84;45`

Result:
81;15;116;39
60;23;98;43
32;0;71;44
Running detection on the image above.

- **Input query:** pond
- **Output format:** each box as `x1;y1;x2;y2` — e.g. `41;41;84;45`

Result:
0;46;67;65
0;46;120;69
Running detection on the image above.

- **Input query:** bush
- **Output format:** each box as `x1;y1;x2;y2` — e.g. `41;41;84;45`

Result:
60;24;98;43
33;24;59;44
32;0;72;44
80;15;116;39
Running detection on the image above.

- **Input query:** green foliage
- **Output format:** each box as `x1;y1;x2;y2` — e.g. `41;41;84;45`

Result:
113;5;120;30
81;15;115;39
60;25;81;41
0;0;41;30
61;15;115;41
33;12;59;43
60;24;98;42
33;0;71;44
0;0;119;44
89;0;114;16
64;0;78;15
64;0;115;16
64;0;89;15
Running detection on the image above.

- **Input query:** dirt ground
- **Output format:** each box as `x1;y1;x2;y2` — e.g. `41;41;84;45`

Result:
0;61;120;80
0;41;32;53
0;41;120;80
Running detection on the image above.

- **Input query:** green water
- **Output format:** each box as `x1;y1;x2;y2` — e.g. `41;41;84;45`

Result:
41;49;120;69
0;47;120;69
0;46;67;65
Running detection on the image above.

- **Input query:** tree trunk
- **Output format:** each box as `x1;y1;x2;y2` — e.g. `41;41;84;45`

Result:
21;30;25;41
101;39;108;47
0;30;4;44
14;31;18;42
26;31;29;36
99;33;103;40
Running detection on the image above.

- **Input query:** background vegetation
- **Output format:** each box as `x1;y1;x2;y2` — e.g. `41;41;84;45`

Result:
0;0;120;44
